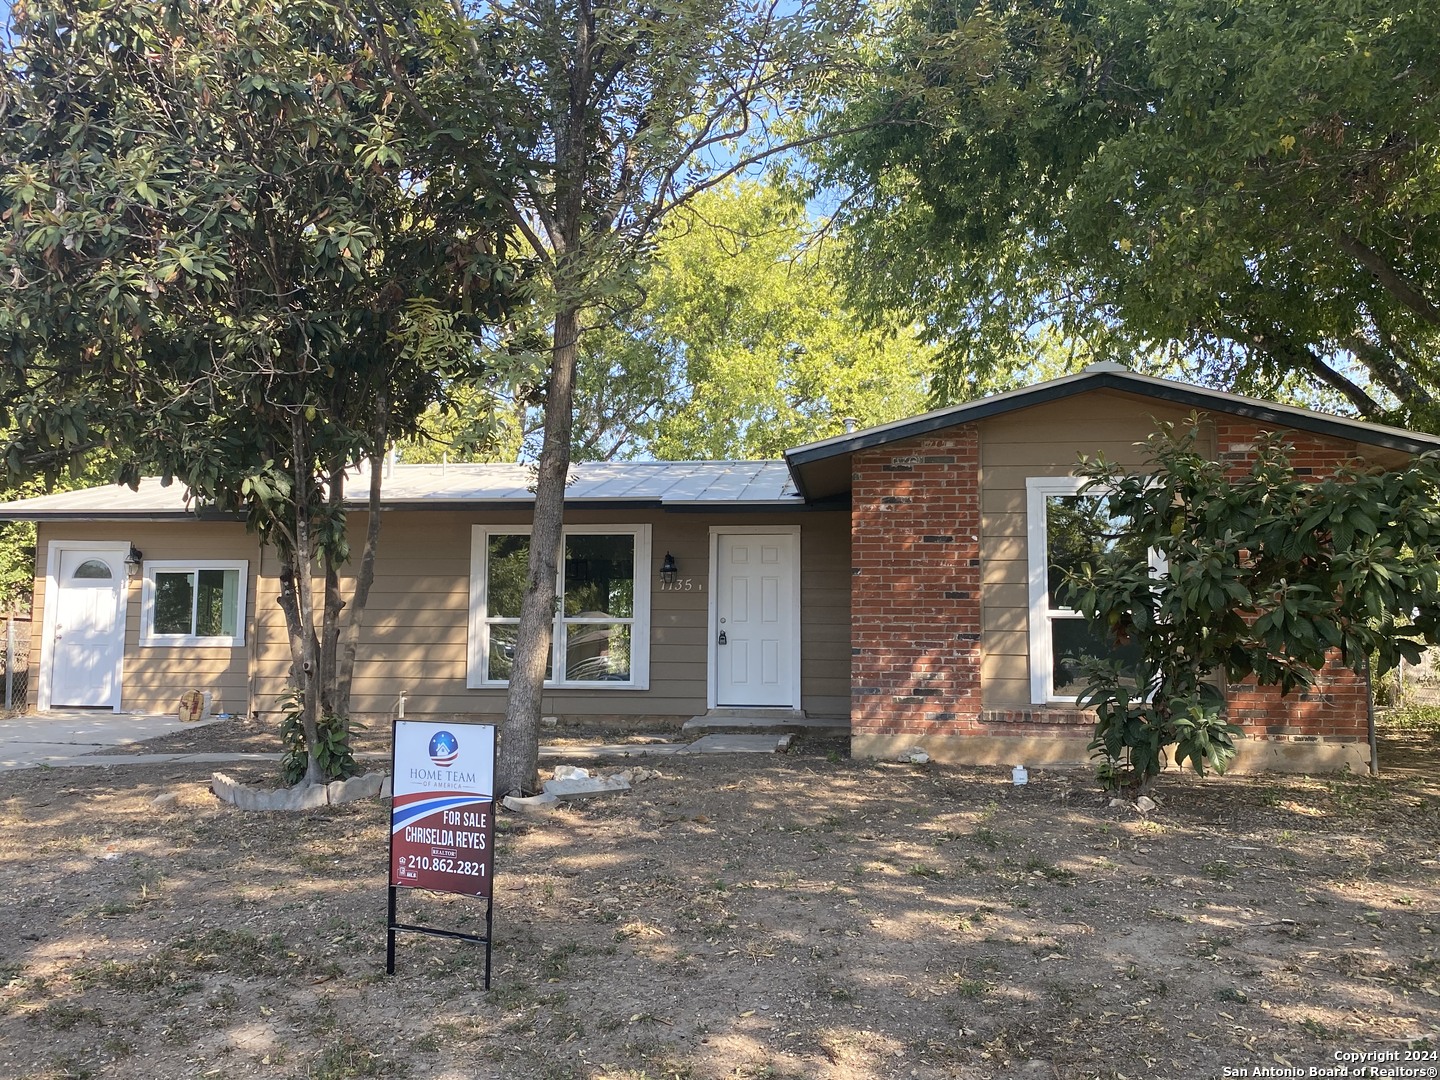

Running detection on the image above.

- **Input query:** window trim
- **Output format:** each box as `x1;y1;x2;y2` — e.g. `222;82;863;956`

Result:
467;524;652;691
1026;476;1104;704
1027;476;1166;704
140;560;249;648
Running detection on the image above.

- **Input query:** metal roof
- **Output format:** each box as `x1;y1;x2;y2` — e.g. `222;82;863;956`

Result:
0;460;803;521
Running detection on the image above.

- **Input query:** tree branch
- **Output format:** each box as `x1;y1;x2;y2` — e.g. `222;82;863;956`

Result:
1337;233;1440;328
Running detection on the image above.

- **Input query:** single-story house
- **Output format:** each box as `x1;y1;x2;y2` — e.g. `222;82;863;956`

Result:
5;362;1438;773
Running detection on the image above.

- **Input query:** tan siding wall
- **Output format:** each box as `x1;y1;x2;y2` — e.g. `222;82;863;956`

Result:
33;522;260;716
33;508;848;724
975;394;1392;712
251;508;851;722
976;391;1210;709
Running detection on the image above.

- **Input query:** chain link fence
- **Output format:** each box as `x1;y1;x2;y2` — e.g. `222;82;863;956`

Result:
3;617;30;714
1388;650;1440;707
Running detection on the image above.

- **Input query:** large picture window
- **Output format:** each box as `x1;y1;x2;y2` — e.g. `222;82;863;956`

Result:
1026;478;1146;703
468;525;651;689
141;561;248;647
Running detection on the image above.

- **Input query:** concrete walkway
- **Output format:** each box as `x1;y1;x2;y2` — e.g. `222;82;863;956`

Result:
0;710;233;771
0;712;791;772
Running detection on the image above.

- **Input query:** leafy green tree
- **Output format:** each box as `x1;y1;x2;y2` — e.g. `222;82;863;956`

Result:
0;0;515;780
817;0;1440;423
1064;424;1440;793
401;182;933;465
381;0;861;795
581;181;933;460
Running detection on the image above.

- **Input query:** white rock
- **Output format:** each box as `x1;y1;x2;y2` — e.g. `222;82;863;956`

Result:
1135;795;1157;813
151;792;179;810
552;765;591;781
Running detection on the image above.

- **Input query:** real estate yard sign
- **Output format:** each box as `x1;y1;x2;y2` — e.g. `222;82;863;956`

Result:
386;721;496;985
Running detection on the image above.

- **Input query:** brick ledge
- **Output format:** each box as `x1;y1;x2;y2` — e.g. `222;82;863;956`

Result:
981;707;1095;727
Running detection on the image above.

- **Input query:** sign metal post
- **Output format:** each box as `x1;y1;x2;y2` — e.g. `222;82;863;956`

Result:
386;721;497;987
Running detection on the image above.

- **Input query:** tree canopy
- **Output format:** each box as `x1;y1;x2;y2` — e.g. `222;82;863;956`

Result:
0;0;516;778
575;181;933;460
817;0;1440;423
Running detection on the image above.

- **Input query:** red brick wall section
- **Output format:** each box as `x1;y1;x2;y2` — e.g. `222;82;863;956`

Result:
849;418;1372;749
1212;422;1369;742
850;426;985;739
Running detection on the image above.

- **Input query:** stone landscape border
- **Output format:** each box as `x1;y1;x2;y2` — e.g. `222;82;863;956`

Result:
211;770;391;811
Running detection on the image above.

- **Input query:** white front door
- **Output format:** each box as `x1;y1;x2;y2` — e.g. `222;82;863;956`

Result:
713;531;799;708
47;546;127;709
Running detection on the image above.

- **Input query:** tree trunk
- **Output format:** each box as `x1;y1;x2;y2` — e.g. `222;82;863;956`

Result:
495;303;581;797
287;413;326;785
319;460;346;716
332;431;387;721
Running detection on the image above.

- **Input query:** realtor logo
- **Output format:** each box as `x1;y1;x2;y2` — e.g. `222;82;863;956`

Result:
428;731;459;767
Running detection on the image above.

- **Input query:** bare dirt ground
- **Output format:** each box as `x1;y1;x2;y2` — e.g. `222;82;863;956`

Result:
4;725;1439;1080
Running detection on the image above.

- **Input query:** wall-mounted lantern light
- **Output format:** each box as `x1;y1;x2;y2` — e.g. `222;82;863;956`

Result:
659;552;678;586
125;544;144;579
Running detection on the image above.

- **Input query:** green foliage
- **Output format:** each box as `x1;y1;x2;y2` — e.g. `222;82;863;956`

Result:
401;180;935;464
0;0;515;528
0;0;516;780
1381;704;1440;734
279;690;357;786
1065;422;1440;792
818;0;1440;424
0;521;34;617
581;180;934;460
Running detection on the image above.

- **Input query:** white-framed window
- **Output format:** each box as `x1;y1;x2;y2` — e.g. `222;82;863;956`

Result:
1026;477;1148;703
140;560;248;647
467;525;652;690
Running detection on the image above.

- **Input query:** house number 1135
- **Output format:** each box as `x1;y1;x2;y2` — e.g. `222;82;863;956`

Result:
659;579;702;592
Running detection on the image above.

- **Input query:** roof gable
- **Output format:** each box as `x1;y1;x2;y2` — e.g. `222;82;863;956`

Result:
784;365;1440;500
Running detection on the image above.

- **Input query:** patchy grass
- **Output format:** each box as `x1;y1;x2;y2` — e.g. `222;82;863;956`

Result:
0;742;1437;1079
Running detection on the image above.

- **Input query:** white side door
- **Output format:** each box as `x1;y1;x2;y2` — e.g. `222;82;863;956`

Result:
712;530;799;708
46;546;127;709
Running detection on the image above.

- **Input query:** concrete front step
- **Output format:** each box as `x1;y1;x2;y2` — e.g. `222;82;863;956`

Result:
682;712;850;737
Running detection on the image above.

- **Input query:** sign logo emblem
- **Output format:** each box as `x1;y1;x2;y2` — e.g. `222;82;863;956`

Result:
428;730;460;767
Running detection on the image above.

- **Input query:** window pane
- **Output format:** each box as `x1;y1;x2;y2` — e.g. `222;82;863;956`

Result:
487;535;530;618
73;559;113;580
195;569;239;637
1046;494;1141;607
563;534;634;618
1051;618;1142;695
153;572;194;635
564;623;631;682
486;623;552;683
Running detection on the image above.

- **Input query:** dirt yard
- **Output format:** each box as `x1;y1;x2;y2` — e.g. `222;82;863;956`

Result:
1;726;1438;1080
